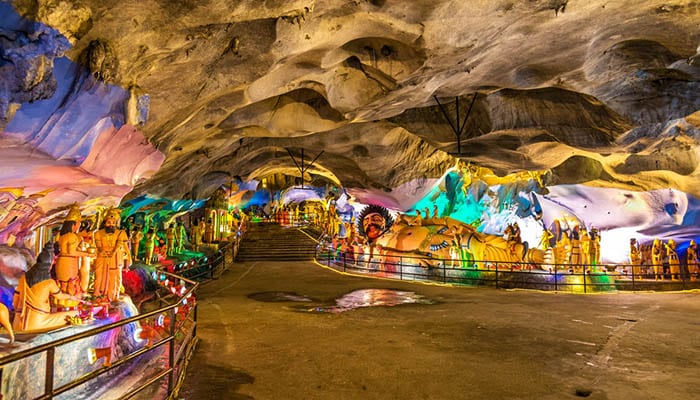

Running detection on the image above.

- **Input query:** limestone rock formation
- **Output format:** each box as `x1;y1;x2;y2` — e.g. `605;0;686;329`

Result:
0;0;698;227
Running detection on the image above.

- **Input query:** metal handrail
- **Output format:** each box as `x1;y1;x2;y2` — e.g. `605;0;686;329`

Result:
0;220;247;400
0;266;201;400
315;243;700;292
0;274;193;366
169;239;237;280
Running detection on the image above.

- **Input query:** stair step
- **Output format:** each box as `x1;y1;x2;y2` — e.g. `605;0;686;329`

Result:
235;223;318;262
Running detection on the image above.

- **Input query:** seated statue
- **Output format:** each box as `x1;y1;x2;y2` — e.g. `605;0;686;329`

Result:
13;243;79;332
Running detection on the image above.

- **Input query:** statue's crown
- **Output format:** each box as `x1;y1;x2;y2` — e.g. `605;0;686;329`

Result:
106;208;121;220
65;203;82;222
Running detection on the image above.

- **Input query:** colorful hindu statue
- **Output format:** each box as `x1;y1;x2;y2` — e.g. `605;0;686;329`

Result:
144;228;158;265
55;204;94;296
651;239;663;280
665;239;680;281
13;243;79;332
629;238;642;277
191;220;202;252
569;229;583;273
687;240;698;281
589;227;601;267
579;228;591;266
94;208;131;301
357;204;544;271
176;221;187;253
165;223;177;256
204;218;214;243
357;205;392;269
0;303;13;343
504;223;522;260
554;231;571;269
130;225;144;261
78;216;97;293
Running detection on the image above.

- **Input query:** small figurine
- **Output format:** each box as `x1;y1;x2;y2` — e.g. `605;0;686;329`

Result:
589;227;601;267
176;221;188;253
191;220;202;252
130;225;144;261
78;217;97;294
538;227;554;250
412;209;423;226
578;228;590;266
687;240;698;281
165;223;177;256
204;218;214;243
144;228;158;265
651;239;663;280
505;223;522;259
629;238;642;278
554;230;571;268
665;239;680;281
569;229;583;272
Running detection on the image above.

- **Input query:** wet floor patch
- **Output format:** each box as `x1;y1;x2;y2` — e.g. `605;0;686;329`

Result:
303;288;434;314
180;363;254;399
247;291;315;302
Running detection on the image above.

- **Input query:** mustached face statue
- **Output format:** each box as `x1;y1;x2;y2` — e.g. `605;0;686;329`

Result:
104;212;119;233
362;212;386;241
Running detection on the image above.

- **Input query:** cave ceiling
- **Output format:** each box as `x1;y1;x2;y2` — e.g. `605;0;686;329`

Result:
1;0;700;218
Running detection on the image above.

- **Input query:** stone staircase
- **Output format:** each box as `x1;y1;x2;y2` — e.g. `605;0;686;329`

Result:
235;222;319;262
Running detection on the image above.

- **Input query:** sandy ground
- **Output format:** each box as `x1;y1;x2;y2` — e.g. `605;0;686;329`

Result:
179;260;700;400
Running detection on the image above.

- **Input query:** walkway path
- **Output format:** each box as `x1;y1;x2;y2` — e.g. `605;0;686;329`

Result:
179;257;700;399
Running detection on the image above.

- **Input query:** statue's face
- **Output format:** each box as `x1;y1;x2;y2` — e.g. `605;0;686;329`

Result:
362;212;385;240
105;215;117;228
